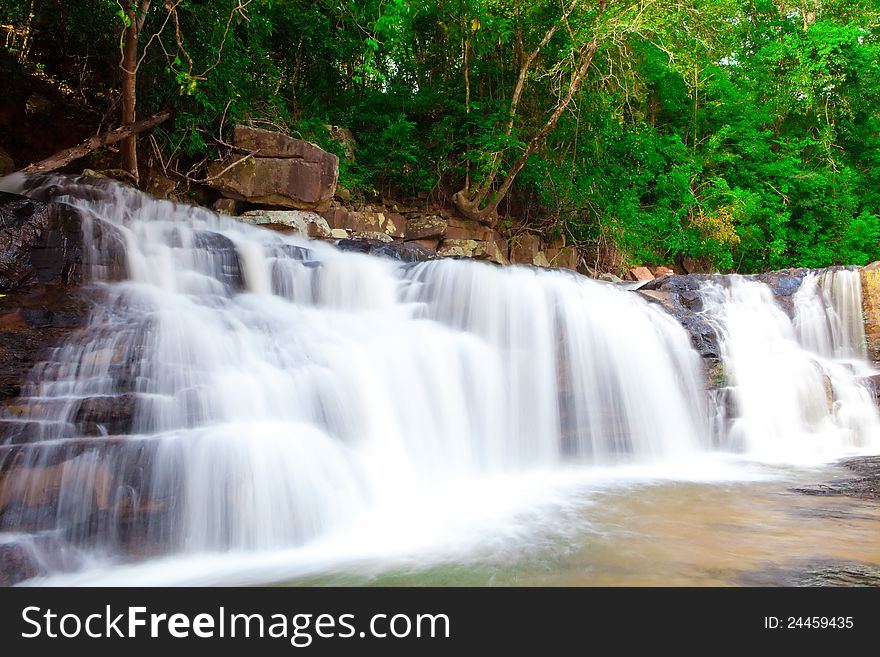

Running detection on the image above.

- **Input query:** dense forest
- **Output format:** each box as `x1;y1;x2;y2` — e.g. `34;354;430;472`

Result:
1;0;878;273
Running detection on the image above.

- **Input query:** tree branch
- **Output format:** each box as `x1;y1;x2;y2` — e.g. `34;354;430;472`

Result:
21;110;173;174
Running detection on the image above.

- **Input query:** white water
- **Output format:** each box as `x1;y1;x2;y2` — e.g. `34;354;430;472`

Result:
1;174;878;585
700;273;880;463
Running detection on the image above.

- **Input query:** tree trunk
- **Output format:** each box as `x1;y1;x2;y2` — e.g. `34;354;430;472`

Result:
453;38;599;227
120;1;151;185
452;0;593;227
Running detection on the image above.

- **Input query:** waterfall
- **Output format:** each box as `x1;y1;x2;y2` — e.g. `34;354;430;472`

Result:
700;273;880;462
0;174;710;574
1;174;879;584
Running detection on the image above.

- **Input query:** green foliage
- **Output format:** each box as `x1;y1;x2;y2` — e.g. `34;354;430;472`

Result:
1;0;879;271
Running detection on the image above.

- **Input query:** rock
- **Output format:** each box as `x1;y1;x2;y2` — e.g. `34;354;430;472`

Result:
335;238;440;262
381;213;406;239
625;266;655;282
445;217;496;242
0;146;14;176
0;541;41;586
405;215;447;241
206;125;339;211
654;265;675;278
321;207;350;230
330;228;349;239
599;273;623;283
544;246;579;270
232;125;332;161
437;238;507;265
240;210;332;239
533;251;551;268
212;198;238;215
860;262;880;364
0;192;92;406
509;234;541;265
146;171;179;200
411;238;440;251
351;231;393;243
0;191;84;291
335;186;352;202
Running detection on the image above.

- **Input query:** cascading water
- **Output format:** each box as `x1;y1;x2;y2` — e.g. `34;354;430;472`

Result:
700;273;880;462
0;174;714;582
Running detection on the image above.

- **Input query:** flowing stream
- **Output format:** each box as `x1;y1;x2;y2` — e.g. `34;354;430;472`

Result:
0;174;878;586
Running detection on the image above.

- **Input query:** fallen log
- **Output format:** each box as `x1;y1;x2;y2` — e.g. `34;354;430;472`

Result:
20;110;173;175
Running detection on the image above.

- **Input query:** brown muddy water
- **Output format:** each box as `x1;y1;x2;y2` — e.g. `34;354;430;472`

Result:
284;460;880;587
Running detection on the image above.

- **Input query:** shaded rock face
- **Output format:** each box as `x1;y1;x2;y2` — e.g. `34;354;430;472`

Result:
0;191;84;290
638;268;813;368
334;238;441;263
0;192;92;411
207;125;339;211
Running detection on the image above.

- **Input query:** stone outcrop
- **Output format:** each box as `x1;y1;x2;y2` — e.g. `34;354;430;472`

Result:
0;192;92;405
860;261;880;364
405;214;446;241
240;209;332;239
208;125;339;211
0;191;84;290
626;266;655;282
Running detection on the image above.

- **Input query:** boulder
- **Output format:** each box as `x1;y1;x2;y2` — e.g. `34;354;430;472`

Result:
405;215;447;241
625;266;655;282
654;265;675;278
599;273;623;283
207;125;338;211
240;210;332;239
232;125;331;161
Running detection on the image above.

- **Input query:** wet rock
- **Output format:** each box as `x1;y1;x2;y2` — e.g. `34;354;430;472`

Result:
0;540;40;586
335;238;440;262
191;230;245;291
0;191;84;291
